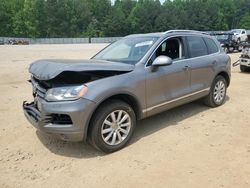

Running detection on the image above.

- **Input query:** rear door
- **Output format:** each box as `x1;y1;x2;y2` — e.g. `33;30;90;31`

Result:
185;36;217;93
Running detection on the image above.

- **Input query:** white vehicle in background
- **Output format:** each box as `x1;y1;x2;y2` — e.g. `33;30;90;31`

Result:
240;44;250;72
230;29;248;43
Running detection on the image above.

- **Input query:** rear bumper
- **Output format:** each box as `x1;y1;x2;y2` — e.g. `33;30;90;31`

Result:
23;97;96;142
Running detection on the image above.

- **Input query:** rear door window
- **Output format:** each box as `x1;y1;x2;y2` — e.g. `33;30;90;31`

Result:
186;36;208;58
204;37;219;54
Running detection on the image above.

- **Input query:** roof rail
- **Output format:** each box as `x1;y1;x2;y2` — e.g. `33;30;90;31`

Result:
165;30;209;35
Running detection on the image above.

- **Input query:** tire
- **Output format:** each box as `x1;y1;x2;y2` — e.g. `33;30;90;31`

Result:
89;100;136;153
240;65;248;72
204;75;227;107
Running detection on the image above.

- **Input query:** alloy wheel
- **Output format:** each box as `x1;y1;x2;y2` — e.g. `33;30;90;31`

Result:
213;80;226;104
101;110;131;146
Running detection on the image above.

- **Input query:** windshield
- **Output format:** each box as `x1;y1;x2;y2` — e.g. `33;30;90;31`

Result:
93;36;159;64
215;34;230;40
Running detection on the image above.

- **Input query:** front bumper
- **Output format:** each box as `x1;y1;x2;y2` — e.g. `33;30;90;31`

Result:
23;97;96;141
240;58;250;67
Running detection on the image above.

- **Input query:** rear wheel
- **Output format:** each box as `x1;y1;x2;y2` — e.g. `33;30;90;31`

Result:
89;100;136;153
204;75;227;107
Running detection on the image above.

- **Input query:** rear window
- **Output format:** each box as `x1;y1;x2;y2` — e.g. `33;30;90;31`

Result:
186;36;208;58
204;37;219;54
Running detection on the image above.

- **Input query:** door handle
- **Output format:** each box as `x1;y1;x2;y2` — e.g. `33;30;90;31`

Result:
212;61;217;65
183;65;190;70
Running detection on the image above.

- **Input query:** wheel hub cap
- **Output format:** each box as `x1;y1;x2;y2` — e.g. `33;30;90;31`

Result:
101;110;131;146
213;80;226;104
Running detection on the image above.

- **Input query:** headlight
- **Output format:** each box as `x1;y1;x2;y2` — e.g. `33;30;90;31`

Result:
45;85;88;102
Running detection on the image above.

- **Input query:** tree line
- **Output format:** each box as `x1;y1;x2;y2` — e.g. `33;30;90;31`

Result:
0;0;249;38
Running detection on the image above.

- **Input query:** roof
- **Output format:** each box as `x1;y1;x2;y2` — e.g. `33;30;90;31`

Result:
126;30;209;38
126;32;164;38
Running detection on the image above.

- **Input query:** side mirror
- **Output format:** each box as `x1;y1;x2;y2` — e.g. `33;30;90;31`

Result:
152;56;173;67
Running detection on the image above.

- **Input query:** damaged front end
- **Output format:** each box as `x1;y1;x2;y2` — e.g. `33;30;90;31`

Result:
27;59;134;101
23;59;134;141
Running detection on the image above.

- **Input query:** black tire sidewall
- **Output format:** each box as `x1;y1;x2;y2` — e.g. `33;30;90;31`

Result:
90;100;136;153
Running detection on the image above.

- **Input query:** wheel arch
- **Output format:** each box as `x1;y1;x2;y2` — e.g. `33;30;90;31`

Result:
216;71;230;87
84;93;143;141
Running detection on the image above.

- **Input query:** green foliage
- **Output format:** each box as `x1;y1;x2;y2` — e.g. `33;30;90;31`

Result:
0;0;13;36
103;6;128;36
128;0;161;33
0;0;249;37
239;14;250;29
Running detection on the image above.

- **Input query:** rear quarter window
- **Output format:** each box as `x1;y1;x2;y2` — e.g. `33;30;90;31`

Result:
204;37;219;54
186;36;208;58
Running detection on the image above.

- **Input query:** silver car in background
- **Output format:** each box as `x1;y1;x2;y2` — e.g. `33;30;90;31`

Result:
23;30;231;153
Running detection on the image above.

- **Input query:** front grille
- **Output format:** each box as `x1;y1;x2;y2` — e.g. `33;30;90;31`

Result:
31;77;47;99
24;102;72;125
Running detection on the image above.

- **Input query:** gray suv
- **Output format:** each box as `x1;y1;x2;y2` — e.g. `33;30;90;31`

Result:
23;30;231;153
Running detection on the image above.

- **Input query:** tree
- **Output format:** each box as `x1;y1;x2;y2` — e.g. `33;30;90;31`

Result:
155;0;185;31
128;0;161;33
233;0;250;29
114;0;137;17
0;0;249;38
103;5;128;36
85;0;111;37
73;0;92;37
0;0;13;36
239;14;250;29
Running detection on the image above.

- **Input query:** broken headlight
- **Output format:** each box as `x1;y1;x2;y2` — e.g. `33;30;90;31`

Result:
45;85;88;102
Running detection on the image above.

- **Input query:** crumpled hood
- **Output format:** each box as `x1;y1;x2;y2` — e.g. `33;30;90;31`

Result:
29;59;135;80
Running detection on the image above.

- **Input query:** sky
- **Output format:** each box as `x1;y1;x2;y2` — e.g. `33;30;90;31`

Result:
111;0;166;5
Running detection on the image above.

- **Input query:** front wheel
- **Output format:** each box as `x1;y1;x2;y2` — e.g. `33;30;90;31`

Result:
204;75;227;107
89;100;136;153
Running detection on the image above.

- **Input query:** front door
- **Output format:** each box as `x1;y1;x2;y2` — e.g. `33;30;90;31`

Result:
145;37;191;116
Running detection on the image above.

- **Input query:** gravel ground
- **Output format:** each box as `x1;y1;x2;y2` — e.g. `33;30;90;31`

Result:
0;44;250;188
